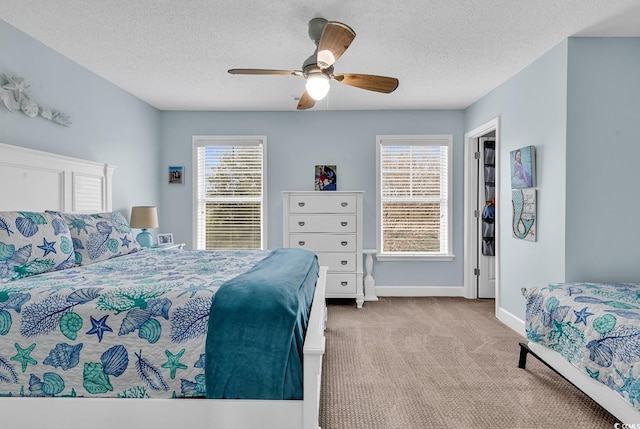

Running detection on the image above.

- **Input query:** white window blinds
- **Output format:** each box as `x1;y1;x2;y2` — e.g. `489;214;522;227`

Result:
377;135;452;258
193;137;266;250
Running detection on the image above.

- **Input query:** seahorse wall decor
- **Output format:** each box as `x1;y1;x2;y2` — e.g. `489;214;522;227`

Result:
0;74;71;127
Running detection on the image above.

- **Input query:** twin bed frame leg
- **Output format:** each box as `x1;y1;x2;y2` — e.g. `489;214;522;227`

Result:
518;341;593;406
518;342;530;369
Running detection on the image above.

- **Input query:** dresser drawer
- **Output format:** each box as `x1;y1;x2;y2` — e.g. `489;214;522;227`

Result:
289;194;357;214
326;273;357;294
288;234;356;252
316;252;356;272
289;215;356;233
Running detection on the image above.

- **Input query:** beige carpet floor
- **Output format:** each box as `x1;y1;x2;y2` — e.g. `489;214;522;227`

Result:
319;297;619;429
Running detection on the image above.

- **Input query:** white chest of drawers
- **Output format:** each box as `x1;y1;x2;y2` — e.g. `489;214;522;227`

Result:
283;191;364;308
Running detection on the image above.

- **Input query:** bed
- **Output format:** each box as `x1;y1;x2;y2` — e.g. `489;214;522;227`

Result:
520;281;640;424
0;142;328;429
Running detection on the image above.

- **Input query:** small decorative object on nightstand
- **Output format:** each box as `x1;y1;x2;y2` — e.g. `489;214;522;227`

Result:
130;206;159;248
157;233;174;246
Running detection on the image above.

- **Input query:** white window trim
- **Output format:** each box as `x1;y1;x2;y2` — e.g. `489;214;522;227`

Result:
375;134;454;262
191;135;268;250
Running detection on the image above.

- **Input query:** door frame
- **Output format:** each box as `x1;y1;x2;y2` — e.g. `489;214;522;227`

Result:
463;117;500;312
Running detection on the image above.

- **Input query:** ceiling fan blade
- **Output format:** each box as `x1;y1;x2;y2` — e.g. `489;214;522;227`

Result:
228;69;302;76
297;91;316;110
317;22;356;68
333;73;399;93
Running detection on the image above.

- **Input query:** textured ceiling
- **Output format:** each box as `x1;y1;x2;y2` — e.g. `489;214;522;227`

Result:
2;0;640;111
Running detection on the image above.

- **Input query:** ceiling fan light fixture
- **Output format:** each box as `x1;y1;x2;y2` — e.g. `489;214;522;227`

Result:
228;18;398;109
305;73;330;100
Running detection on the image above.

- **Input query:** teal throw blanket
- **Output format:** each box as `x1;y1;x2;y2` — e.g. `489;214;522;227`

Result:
205;248;319;399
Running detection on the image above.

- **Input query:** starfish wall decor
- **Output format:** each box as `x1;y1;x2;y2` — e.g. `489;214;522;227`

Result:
0;74;71;127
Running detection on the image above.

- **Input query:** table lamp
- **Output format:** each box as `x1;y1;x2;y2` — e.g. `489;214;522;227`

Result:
130;206;159;248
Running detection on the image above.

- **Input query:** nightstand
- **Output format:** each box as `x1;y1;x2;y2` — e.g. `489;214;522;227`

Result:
150;243;185;250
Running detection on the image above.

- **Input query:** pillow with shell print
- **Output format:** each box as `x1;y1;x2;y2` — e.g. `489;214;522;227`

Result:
57;211;142;265
0;211;75;281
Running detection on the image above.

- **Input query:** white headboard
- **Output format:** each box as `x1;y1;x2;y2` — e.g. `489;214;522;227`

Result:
0;143;116;212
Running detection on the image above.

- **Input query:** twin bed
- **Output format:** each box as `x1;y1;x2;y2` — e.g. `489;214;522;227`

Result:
0;143;327;429
521;281;640;424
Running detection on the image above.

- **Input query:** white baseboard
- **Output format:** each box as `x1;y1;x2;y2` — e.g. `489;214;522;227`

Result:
374;287;526;338
375;286;465;297
375;287;525;333
497;306;525;337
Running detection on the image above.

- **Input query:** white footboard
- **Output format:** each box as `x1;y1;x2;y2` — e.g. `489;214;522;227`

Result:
303;266;328;429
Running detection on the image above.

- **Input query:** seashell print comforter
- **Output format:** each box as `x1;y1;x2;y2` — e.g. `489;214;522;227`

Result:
0;248;270;398
523;282;640;411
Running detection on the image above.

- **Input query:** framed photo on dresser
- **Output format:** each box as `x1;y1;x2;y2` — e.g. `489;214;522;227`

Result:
315;165;337;191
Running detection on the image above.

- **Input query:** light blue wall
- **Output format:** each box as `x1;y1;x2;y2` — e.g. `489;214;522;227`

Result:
465;40;569;319
5;17;639;301
465;37;640;321
565;38;640;282
0;20;160;216
159;110;466;287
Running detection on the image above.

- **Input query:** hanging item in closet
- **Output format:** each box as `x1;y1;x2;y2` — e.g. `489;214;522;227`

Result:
482;140;495;256
482;198;495;256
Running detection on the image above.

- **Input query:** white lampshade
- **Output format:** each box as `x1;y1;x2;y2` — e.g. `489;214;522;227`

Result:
130;206;159;229
305;73;330;101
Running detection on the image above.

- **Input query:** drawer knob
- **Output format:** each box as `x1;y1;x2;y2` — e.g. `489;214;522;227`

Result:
298;221;305;226
341;281;348;286
340;221;348;227
341;241;348;246
298;202;305;207
341;202;348;207
341;260;348;265
298;241;306;246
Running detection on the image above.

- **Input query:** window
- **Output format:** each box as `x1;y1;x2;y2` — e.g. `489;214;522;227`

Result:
193;136;266;250
376;135;453;261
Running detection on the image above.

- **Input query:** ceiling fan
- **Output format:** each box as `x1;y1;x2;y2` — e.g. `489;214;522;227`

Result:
228;18;399;110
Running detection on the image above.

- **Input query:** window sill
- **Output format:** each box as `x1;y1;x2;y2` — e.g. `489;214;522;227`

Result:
374;254;455;262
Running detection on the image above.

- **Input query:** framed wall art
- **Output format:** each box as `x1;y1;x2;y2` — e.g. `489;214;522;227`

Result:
512;188;536;241
169;166;184;184
510;145;536;189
